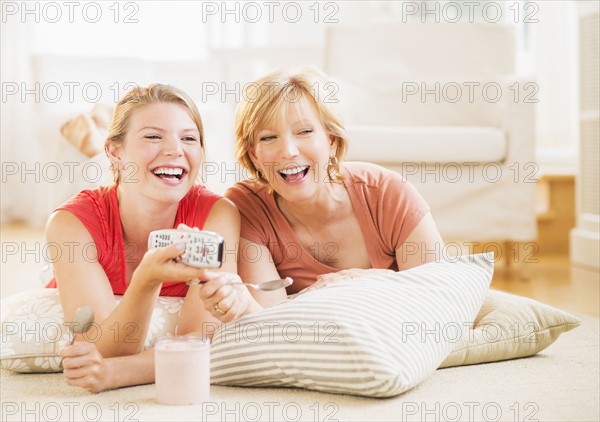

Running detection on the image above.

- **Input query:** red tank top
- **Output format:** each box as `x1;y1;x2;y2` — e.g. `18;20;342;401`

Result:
46;184;221;297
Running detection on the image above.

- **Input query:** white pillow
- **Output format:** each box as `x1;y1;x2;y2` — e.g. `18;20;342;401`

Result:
209;253;493;397
1;253;492;397
0;289;181;373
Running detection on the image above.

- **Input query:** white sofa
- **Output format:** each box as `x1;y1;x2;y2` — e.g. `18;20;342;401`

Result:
324;22;537;244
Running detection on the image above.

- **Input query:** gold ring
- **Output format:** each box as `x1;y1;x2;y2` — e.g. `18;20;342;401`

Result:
214;303;225;315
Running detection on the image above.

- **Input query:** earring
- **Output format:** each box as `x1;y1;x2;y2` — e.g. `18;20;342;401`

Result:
254;168;263;182
253;166;274;193
326;155;341;181
109;161;120;184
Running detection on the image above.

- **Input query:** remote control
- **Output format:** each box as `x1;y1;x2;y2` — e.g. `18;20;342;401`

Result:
148;229;224;269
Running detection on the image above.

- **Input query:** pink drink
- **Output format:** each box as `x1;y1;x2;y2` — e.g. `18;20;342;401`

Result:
155;336;210;405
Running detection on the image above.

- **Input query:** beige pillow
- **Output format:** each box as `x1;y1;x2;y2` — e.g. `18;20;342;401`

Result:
440;289;581;368
60;104;112;158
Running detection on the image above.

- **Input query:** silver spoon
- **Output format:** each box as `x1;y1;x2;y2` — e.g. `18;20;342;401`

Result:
229;277;293;291
69;306;95;345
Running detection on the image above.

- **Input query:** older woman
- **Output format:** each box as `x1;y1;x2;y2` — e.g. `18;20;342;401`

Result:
223;67;444;309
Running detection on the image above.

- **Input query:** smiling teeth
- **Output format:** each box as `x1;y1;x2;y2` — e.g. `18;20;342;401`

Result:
279;166;308;175
153;167;184;176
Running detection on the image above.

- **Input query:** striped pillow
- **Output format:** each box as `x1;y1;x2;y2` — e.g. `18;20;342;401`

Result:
210;253;493;397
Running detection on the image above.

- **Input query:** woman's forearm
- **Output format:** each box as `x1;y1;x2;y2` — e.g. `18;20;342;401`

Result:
81;277;162;358
107;348;156;390
61;342;156;393
178;285;222;336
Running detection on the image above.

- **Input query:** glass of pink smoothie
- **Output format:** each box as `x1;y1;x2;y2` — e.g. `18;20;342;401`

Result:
154;336;210;405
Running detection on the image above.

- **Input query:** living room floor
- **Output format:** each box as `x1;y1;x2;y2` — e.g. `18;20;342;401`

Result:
492;254;599;317
1;222;598;317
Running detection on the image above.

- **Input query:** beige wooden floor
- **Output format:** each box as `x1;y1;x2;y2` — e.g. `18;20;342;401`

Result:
492;254;599;317
1;223;598;317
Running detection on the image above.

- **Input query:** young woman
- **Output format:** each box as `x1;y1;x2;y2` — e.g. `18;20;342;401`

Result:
49;84;256;392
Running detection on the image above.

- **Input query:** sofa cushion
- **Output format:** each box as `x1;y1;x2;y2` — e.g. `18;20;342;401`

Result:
345;125;507;164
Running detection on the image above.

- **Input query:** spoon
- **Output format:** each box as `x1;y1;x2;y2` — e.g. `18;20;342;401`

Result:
229;277;293;291
68;306;95;345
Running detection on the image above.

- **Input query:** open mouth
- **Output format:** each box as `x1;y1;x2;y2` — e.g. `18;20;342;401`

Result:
152;167;187;182
278;165;310;183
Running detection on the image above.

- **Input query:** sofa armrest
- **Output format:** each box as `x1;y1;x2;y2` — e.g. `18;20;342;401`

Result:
498;75;537;167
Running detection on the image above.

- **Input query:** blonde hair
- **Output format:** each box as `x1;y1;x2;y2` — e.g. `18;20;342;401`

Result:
235;67;347;186
106;83;204;183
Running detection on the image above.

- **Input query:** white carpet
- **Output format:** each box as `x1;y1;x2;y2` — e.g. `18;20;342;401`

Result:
2;314;598;422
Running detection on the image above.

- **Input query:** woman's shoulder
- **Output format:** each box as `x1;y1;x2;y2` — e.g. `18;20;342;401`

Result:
224;180;277;222
343;161;403;188
47;186;116;242
57;184;116;214
185;184;222;201
70;184;115;200
224;179;267;202
46;208;92;241
178;184;223;222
